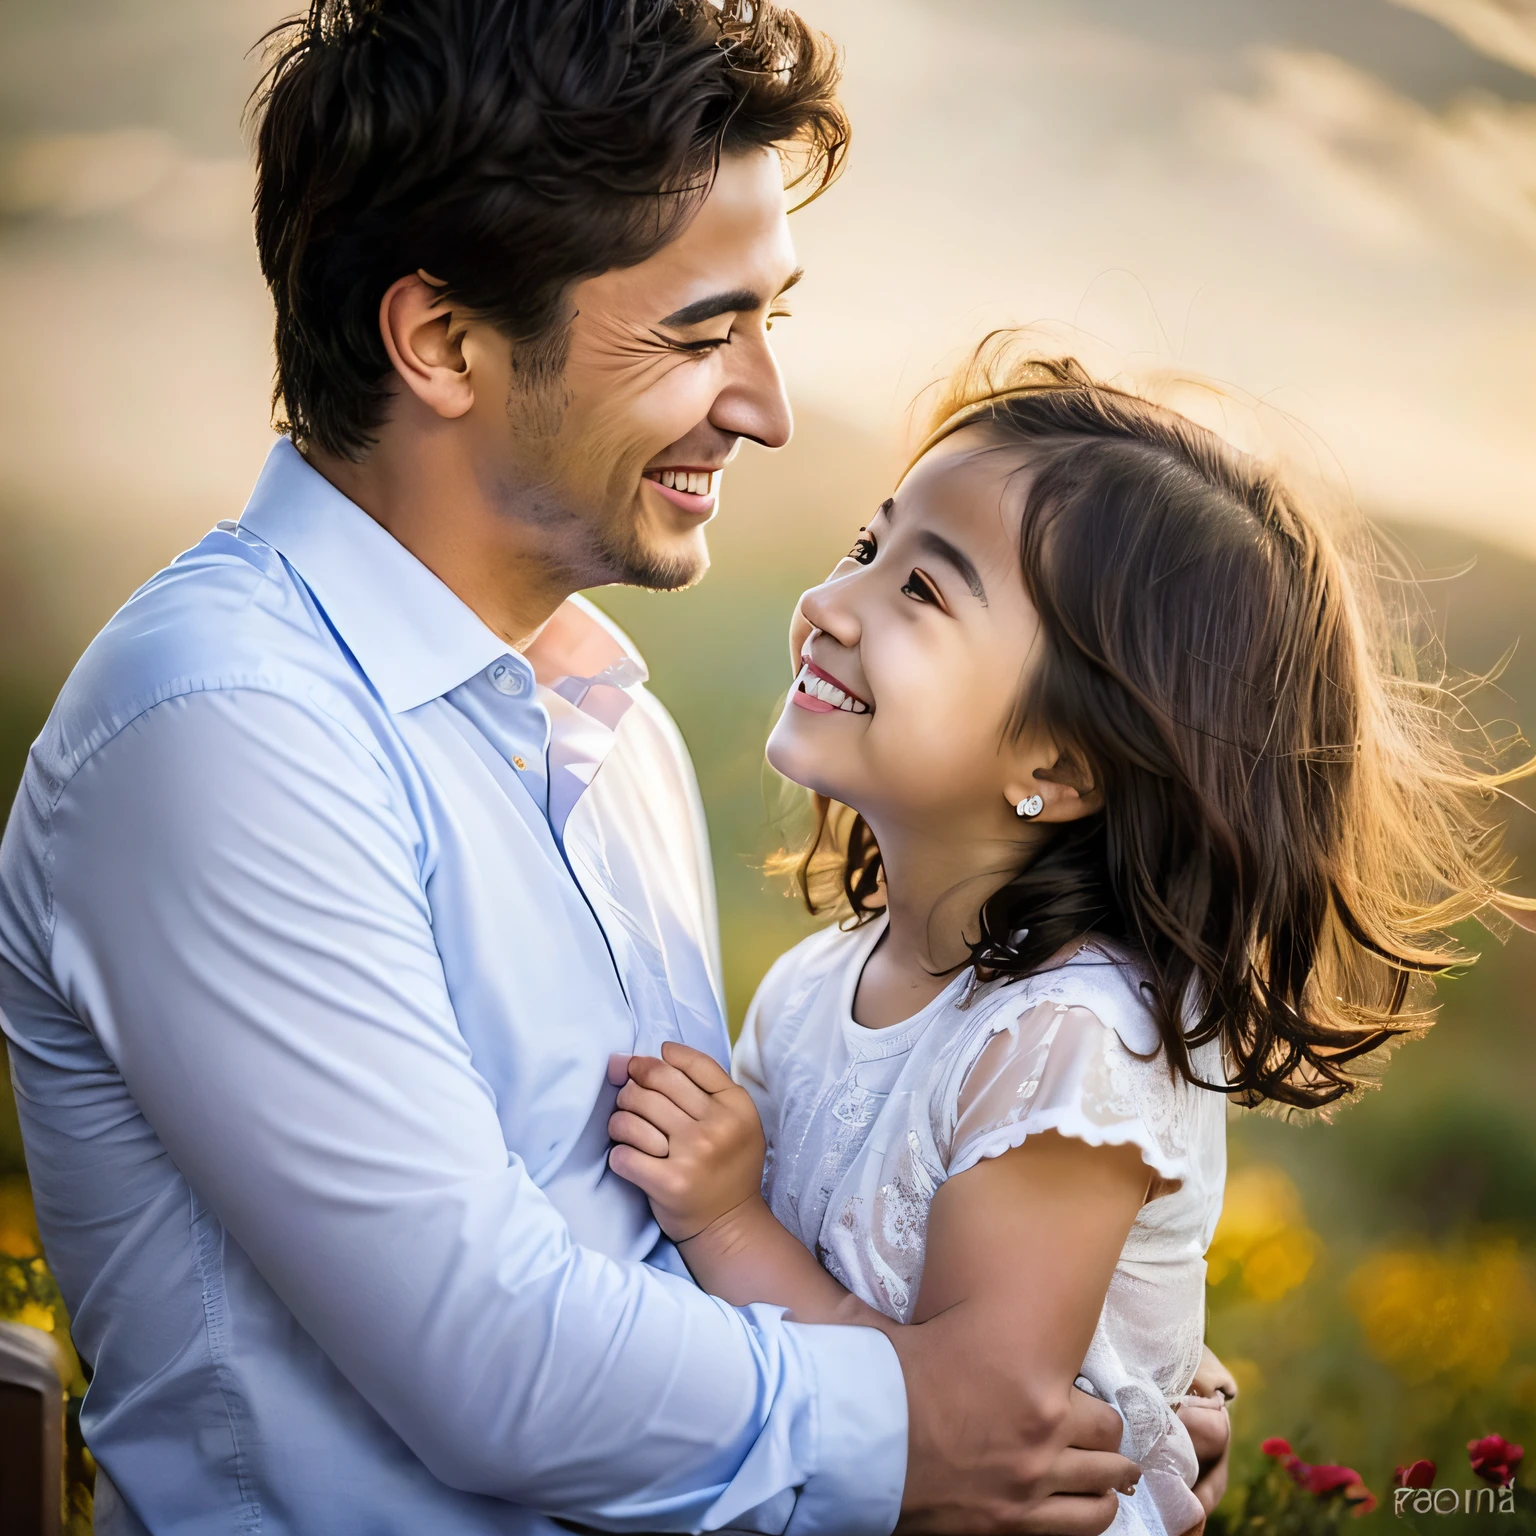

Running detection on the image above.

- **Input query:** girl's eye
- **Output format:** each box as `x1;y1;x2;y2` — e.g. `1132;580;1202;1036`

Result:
848;531;877;565
901;569;941;605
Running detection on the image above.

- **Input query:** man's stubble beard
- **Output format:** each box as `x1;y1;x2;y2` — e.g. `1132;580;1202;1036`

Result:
593;501;710;593
505;353;711;595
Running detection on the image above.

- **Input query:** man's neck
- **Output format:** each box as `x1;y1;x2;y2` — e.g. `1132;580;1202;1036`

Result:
304;431;577;653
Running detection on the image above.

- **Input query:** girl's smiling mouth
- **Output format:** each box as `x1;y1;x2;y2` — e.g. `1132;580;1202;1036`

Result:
791;660;872;715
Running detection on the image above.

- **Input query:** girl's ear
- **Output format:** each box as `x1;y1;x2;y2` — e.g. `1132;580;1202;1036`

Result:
1004;747;1102;824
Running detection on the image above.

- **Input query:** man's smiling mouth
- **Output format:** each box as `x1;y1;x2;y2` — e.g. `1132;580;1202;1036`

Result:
642;466;720;514
792;660;871;715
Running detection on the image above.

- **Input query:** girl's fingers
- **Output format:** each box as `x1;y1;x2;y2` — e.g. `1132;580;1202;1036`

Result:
658;1041;735;1094
616;1077;702;1135
1191;1345;1238;1401
608;1141;666;1191
625;1054;714;1118
607;1108;669;1158
1178;1397;1230;1474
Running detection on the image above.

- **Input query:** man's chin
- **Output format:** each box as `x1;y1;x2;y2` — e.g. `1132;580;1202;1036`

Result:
602;530;710;593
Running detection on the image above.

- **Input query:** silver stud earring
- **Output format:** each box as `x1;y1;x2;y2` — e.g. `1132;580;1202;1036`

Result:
1016;794;1044;818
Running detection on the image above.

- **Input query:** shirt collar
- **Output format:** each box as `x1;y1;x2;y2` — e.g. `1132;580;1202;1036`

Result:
238;437;515;714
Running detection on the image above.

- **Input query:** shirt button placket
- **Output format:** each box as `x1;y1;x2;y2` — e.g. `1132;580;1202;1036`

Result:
488;660;533;774
489;661;527;697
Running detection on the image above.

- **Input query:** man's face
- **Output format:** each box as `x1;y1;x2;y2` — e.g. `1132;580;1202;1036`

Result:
476;147;799;591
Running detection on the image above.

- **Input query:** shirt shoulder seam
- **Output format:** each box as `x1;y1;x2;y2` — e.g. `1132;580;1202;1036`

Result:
36;677;403;951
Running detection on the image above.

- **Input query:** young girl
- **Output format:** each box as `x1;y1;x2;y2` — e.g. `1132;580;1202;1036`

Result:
605;350;1527;1535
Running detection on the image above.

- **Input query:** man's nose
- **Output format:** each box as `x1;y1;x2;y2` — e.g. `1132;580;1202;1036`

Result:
709;330;793;450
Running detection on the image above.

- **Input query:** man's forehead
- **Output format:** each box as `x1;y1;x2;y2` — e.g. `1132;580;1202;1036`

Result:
643;152;797;300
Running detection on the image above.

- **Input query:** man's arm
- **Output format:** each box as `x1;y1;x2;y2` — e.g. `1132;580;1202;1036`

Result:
42;688;906;1534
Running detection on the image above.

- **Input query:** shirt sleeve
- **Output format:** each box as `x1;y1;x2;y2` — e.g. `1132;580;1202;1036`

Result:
732;965;778;1111
946;998;1187;1190
43;688;907;1535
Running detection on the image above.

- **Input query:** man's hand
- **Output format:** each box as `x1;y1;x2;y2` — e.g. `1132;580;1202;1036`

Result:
607;1042;767;1242
891;1321;1138;1536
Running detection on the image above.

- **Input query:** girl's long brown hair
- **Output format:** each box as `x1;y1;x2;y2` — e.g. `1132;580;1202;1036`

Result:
789;341;1533;1111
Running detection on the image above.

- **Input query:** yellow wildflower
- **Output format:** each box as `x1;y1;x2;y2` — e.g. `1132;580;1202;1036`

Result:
1347;1240;1533;1388
1208;1164;1321;1301
12;1300;56;1333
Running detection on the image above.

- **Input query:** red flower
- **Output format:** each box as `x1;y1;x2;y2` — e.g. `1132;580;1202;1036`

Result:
1297;1464;1378;1517
1394;1460;1436;1489
1347;1486;1379;1518
1258;1438;1376;1514
1296;1468;1357;1492
1302;1465;1362;1495
1468;1434;1524;1488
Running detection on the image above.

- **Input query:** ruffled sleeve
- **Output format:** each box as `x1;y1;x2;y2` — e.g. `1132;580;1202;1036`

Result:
945;996;1189;1191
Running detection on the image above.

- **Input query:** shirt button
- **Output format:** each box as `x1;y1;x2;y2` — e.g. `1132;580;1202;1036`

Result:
512;756;528;771
489;661;527;696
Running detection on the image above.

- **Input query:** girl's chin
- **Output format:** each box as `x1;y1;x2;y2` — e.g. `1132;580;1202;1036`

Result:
765;717;846;800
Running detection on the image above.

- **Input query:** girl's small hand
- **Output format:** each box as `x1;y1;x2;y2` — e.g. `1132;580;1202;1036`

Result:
607;1041;767;1243
1186;1345;1238;1405
1179;1347;1237;1520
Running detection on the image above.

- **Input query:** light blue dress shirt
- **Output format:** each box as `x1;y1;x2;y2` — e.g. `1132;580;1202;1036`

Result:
0;440;907;1536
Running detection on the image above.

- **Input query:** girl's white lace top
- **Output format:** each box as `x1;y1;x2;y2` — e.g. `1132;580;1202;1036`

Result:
734;917;1228;1536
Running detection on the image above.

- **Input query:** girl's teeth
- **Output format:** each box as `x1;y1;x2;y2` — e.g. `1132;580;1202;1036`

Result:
794;664;870;714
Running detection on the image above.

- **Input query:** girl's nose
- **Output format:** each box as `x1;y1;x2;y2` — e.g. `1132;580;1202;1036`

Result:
797;579;861;653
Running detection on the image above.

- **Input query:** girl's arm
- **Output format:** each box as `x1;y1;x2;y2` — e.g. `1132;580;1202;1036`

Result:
611;1043;1225;1529
607;1041;1147;1351
609;1041;1232;1532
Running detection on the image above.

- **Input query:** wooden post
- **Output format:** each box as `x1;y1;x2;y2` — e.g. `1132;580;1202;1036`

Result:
0;1320;67;1536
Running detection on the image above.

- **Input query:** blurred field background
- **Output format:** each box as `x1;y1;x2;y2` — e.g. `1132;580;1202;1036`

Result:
2;0;1535;1526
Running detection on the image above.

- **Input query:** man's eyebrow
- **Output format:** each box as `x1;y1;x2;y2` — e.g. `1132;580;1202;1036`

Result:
658;268;804;328
915;529;988;605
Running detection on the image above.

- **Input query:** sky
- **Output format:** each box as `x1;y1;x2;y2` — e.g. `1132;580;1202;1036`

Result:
773;0;1536;539
0;0;1533;670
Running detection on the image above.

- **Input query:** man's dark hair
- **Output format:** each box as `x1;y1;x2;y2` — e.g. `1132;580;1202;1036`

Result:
252;0;848;460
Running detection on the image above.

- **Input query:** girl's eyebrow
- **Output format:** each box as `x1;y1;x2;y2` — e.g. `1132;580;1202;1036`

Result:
915;529;988;605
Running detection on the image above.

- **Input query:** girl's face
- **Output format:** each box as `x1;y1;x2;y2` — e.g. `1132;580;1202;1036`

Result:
768;428;1065;837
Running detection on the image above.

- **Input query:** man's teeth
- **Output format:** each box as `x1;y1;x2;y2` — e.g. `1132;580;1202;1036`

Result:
795;665;869;714
655;470;714;495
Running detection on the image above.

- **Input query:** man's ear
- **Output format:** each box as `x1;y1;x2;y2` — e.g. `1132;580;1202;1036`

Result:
378;271;474;421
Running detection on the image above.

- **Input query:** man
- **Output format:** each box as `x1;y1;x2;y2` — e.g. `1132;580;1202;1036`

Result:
0;3;1226;1532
